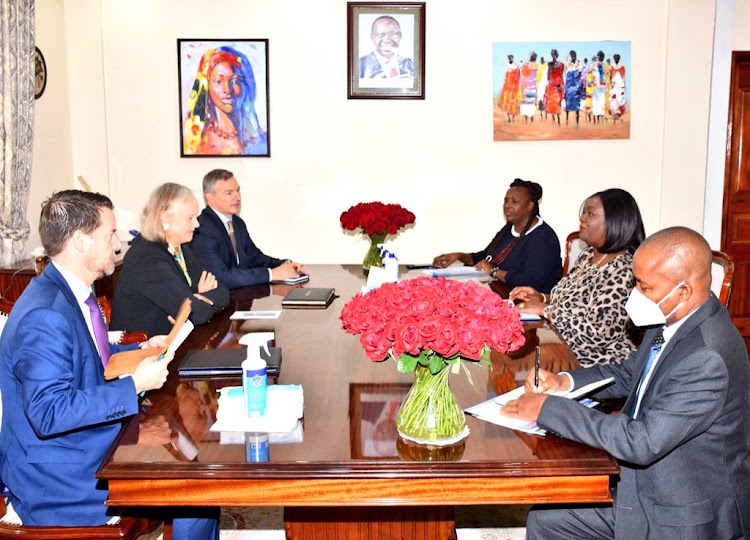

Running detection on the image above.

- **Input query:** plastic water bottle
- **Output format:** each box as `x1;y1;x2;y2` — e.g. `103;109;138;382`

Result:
245;432;269;462
242;339;268;417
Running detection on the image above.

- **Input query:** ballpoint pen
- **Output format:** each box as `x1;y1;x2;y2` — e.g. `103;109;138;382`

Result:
534;346;540;388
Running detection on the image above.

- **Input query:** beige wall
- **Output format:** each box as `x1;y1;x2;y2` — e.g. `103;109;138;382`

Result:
30;0;723;263
28;0;75;251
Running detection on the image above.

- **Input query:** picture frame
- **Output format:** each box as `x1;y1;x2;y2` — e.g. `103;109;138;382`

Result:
347;2;425;99
177;39;270;157
493;40;631;141
349;382;410;458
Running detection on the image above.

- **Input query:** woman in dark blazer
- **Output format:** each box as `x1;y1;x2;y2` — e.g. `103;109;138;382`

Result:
432;178;562;294
111;183;229;336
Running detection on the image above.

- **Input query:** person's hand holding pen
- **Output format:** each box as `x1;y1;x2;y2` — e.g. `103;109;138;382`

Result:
501;368;571;421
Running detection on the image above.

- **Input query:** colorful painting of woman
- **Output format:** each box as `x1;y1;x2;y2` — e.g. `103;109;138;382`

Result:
182;44;268;156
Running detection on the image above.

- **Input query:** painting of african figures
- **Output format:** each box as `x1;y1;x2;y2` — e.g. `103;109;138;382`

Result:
493;41;630;141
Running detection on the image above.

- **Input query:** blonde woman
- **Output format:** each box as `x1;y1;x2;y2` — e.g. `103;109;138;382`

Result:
111;183;229;336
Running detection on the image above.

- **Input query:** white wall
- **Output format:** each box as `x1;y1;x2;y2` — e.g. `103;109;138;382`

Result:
31;0;722;263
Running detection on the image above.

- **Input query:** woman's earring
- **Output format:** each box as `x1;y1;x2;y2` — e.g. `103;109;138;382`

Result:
162;223;170;230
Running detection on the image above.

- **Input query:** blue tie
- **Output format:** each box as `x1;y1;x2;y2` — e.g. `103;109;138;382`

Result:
629;329;665;418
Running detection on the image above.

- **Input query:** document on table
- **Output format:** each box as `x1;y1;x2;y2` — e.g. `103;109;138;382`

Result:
464;377;614;436
519;312;541;321
422;266;487;278
273;274;310;285
230;310;282;320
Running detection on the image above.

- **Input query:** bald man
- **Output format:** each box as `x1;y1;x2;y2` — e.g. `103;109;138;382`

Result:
503;227;750;539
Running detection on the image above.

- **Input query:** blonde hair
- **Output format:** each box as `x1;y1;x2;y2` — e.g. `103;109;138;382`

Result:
140;183;196;242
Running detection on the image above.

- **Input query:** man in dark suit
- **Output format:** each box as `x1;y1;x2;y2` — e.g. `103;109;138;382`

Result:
0;191;218;537
502;227;750;539
358;15;414;80
190;169;304;289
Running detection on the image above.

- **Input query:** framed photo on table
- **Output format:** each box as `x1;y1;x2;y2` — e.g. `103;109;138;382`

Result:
349;382;410;458
177;39;270;157
347;2;425;99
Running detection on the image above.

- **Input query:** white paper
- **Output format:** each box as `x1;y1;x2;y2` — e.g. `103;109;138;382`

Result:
211;385;304;434
422;267;487;278
464;377;614;436
520;312;542;321
230;310;282;320
167;320;193;355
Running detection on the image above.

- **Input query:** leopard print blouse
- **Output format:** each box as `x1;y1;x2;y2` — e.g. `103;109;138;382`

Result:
544;246;636;366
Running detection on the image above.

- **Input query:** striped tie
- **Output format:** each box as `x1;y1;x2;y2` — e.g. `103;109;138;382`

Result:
227;220;239;264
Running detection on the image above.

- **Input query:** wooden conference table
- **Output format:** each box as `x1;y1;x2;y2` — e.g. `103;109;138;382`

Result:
97;265;619;540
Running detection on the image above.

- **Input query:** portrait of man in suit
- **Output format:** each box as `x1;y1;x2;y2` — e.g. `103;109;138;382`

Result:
358;14;415;85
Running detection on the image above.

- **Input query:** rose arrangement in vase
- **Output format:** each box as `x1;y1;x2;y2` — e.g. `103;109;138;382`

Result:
340;276;525;443
340;202;416;270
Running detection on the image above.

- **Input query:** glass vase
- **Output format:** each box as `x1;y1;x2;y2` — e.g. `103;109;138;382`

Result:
362;233;387;271
396;363;466;443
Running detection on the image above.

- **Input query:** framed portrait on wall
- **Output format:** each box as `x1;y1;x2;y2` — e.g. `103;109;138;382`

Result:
177;39;270;157
347;2;425;99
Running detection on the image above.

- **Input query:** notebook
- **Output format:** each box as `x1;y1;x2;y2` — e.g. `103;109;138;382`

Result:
281;287;336;309
178;347;282;377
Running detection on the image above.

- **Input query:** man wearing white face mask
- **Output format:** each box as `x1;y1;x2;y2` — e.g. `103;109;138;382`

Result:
502;226;750;540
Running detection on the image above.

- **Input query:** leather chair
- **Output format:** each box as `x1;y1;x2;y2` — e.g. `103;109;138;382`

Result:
563;231;586;277
710;250;734;308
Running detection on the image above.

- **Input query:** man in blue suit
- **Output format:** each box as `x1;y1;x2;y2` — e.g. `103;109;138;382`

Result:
0;191;218;537
190;169;305;289
502;227;750;540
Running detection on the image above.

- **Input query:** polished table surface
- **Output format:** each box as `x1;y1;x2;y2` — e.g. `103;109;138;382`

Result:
98;265;618;510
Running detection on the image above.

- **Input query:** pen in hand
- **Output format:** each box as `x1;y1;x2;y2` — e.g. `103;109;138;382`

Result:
534;346;540;389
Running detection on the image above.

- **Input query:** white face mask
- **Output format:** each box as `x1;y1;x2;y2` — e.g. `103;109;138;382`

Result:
625;281;685;327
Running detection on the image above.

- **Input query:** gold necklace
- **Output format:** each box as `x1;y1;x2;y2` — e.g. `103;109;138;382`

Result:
569;253;608;278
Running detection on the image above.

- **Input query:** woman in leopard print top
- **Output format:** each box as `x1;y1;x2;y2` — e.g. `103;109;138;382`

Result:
509;188;644;366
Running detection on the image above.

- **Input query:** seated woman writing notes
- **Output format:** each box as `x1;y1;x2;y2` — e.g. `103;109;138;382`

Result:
432;178;562;295
111;183;230;337
510;188;644;367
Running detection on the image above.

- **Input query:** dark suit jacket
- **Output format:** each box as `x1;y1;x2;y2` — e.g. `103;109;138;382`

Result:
358;52;415;79
537;295;750;539
0;263;138;525
110;236;230;336
190;208;285;290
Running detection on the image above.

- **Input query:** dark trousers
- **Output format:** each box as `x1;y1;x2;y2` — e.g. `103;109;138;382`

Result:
526;503;615;540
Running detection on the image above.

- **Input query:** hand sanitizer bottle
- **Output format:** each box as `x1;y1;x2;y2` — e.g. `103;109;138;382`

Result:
242;338;269;417
384;251;399;282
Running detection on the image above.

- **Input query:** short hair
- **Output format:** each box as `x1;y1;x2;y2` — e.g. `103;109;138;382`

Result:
140;183;197;243
39;190;113;257
586;188;645;254
202;169;234;199
371;15;400;34
640;226;712;283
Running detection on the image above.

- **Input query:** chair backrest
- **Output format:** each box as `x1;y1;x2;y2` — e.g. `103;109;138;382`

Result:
710;250;734;308
563;231;587;277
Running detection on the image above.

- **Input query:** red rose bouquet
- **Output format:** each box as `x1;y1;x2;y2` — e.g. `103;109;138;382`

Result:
340;202;416;270
341;276;525;371
340;202;415;236
340;276;525;442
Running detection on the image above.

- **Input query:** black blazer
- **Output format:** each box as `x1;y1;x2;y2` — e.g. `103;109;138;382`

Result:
190;208;285;290
110;236;230;336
